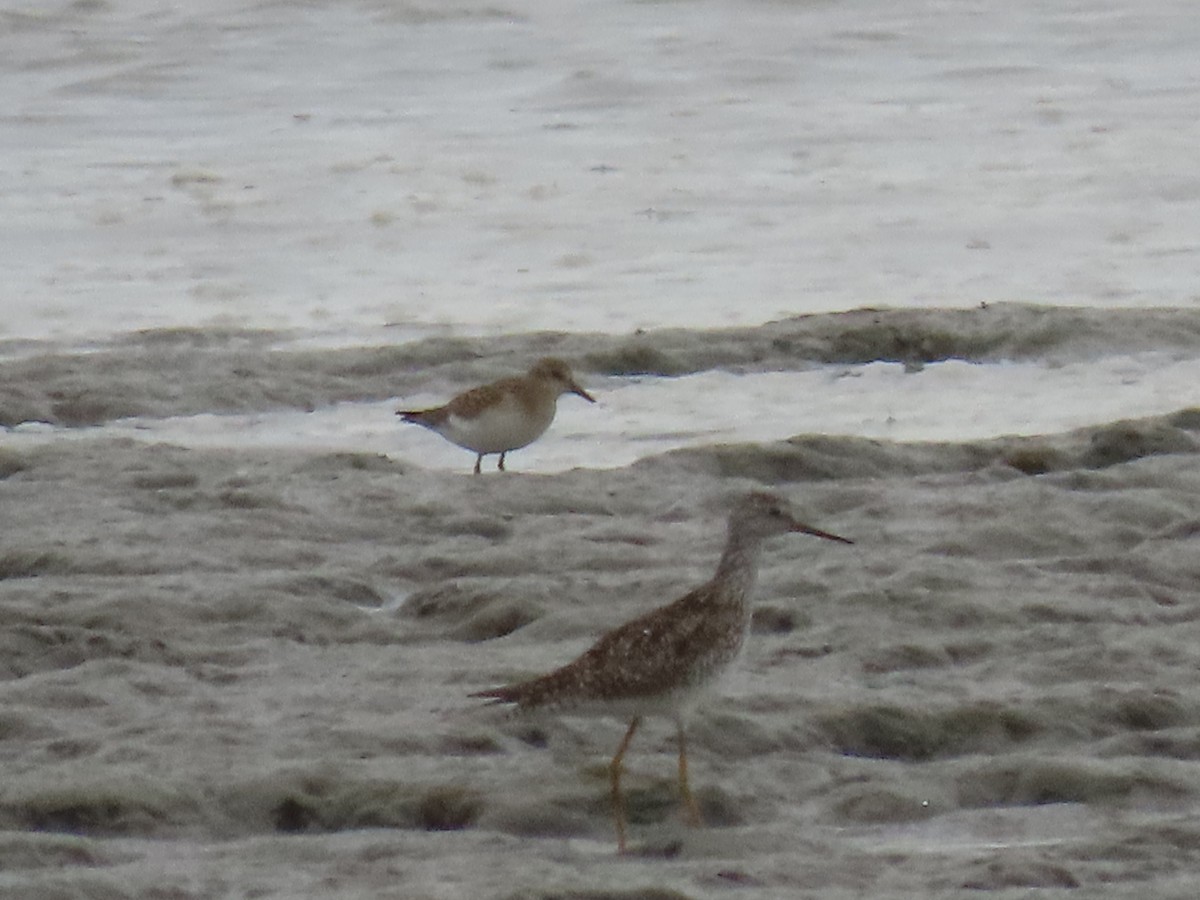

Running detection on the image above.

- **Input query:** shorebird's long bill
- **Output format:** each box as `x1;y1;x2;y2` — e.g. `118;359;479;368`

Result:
572;382;597;403
792;522;854;544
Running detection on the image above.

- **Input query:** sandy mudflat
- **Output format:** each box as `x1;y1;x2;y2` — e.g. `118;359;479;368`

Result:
2;386;1200;897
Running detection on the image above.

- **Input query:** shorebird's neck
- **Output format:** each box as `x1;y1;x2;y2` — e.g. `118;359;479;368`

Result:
520;377;561;410
711;524;767;606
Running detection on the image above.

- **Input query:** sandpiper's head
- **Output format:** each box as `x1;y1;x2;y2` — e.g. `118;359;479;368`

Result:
530;357;596;403
731;491;854;544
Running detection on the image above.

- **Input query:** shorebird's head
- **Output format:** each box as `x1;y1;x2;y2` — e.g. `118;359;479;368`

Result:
732;491;854;544
531;357;596;403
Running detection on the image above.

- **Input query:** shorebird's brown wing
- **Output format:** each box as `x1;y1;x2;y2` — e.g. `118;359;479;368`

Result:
445;378;519;417
578;588;725;693
473;585;722;709
397;375;520;425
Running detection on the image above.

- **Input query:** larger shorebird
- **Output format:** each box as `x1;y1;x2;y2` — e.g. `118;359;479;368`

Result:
473;491;853;852
397;357;595;474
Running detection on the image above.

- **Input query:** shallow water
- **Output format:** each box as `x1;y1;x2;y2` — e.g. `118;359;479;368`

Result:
16;348;1195;471
4;0;1200;348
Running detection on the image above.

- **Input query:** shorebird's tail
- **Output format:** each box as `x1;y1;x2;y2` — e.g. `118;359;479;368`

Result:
471;666;584;711
396;407;446;427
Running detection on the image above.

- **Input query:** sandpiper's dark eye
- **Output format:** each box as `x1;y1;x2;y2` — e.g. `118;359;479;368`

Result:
769;507;783;517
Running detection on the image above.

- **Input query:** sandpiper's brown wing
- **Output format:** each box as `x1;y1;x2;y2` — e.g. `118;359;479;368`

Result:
473;583;722;710
397;375;520;425
447;377;523;417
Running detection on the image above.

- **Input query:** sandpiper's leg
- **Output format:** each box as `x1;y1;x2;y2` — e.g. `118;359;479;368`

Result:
473;454;483;475
676;721;703;826
497;451;507;471
609;716;642;853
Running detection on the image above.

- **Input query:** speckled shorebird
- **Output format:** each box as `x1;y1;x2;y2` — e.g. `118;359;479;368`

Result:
472;491;854;852
397;357;595;474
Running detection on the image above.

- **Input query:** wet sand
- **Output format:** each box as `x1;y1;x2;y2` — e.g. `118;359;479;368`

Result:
3;369;1200;896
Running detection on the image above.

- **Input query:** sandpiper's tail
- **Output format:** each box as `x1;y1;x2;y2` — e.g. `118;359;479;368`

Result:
471;665;585;711
396;407;446;427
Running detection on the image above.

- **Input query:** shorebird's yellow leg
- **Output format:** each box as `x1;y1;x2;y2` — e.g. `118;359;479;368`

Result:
677;722;703;826
609;716;642;853
498;451;507;471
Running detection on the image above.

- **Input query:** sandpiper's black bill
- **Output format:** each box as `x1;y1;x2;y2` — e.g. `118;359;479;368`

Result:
793;522;854;544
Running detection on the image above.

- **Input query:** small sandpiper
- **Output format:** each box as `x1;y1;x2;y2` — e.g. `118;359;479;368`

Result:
397;357;595;474
473;491;854;852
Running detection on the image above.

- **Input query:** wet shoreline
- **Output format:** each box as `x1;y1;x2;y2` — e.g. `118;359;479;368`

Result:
2;413;1200;896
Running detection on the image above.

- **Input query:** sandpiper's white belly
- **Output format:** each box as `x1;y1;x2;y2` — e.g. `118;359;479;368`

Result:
441;395;556;454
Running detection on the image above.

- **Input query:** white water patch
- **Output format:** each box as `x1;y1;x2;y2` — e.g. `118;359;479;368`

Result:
3;0;1200;350
9;353;1199;472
